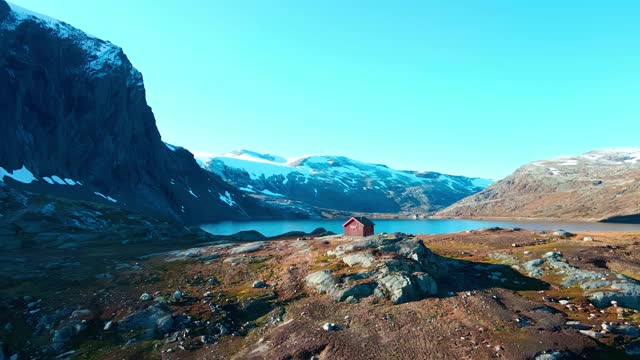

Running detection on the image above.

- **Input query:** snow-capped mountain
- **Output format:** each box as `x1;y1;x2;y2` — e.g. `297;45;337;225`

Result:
438;148;640;222
196;150;492;214
0;1;282;224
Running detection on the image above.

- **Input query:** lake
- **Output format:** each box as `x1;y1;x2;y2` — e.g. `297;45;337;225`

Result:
200;218;640;237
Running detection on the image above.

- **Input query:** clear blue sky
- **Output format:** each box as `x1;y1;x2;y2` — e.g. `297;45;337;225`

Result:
11;0;640;179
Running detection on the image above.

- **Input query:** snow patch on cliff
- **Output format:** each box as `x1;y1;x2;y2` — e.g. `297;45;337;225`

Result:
94;192;117;203
0;165;36;184
218;191;236;206
6;3;137;81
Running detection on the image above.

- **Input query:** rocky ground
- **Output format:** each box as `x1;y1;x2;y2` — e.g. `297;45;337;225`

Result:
3;219;640;359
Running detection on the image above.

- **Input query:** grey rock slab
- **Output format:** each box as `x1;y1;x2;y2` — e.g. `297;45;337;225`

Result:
230;241;267;254
305;270;338;294
561;269;603;287
580;280;611;290
330;282;376;302
342;252;376;268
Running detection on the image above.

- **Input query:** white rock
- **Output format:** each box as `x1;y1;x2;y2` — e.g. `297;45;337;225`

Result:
322;323;338;331
579;330;603;338
342;252;376;268
252;281;268;288
583;237;594;242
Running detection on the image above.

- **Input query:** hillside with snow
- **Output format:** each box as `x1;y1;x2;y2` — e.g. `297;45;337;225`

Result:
438;148;640;221
0;1;283;223
195;150;492;215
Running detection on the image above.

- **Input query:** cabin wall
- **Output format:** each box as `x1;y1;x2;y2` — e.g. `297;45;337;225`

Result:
344;222;364;236
363;225;374;236
344;222;374;237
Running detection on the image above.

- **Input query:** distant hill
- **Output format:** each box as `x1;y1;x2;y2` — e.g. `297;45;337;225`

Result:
437;148;640;222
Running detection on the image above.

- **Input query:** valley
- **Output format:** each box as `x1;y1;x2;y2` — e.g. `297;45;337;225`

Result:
2;1;640;359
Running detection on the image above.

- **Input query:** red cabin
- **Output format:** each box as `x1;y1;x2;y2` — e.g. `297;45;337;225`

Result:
343;216;375;237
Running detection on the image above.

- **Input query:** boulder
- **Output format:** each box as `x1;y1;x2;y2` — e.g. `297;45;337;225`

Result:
322;323;338;331
583;237;594;242
613;324;640;337
305;270;337;294
534;351;569;360
625;341;640;356
579;330;603;339
553;230;574;237
542;252;563;259
588;281;640;310
413;272;437;296
378;272;420;304
118;304;175;334
50;313;91;354
394;237;430;259
252;281;268;288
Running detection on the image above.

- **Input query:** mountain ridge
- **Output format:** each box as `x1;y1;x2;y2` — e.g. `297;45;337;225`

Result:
195;149;492;215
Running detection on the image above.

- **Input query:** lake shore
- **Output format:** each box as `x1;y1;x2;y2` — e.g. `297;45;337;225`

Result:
200;218;640;237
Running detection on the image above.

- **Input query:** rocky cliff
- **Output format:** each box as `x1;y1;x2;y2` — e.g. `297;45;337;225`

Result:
437;148;640;222
0;2;270;224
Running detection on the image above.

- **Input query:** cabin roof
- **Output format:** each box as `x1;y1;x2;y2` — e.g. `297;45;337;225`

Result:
342;216;375;227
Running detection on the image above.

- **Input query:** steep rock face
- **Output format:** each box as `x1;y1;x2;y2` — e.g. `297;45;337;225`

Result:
197;150;491;215
438;149;640;221
0;2;263;223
